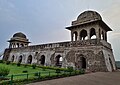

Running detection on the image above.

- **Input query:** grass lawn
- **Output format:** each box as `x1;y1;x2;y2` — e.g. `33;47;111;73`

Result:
0;63;82;84
0;63;57;80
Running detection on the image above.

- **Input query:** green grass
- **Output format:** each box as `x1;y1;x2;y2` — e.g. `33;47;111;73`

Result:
0;63;82;85
0;63;57;80
0;63;55;75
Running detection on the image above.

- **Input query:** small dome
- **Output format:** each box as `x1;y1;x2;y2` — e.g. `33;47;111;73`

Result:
77;10;102;23
13;32;27;39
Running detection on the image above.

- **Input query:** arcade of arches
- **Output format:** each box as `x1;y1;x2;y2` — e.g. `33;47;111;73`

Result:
72;28;107;41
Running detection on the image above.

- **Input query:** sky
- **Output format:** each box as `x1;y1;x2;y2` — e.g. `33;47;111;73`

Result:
0;0;120;61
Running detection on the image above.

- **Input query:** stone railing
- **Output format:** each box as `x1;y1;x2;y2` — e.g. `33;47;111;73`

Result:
6;39;112;50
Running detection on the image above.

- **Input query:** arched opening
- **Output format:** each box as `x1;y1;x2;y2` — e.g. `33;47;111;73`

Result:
11;55;15;62
101;31;104;40
81;57;86;69
27;55;32;64
18;55;22;63
80;30;87;40
17;43;19;48
55;55;63;67
109;58;114;71
21;44;24;47
90;28;96;39
73;31;78;41
40;55;45;65
77;55;86;69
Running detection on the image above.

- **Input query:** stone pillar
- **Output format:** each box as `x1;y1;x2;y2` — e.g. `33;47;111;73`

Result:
96;29;100;39
105;32;107;41
77;31;80;41
71;32;73;41
87;29;90;39
99;29;101;40
15;42;17;48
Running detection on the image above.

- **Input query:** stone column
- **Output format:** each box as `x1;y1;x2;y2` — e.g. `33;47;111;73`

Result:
96;29;100;39
77;31;80;41
105;32;107;41
99;29;101;40
71;32;73;41
87;29;90;39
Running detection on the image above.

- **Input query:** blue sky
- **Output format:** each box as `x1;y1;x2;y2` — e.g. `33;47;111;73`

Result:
0;0;120;60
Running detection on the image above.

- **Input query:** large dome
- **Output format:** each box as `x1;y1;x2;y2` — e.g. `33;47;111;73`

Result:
77;10;102;23
13;32;27;39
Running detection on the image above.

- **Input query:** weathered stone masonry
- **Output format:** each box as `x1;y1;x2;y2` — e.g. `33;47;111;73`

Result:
3;10;116;72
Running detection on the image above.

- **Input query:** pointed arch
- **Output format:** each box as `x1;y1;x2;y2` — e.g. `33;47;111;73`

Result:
76;54;86;69
11;55;15;62
40;55;45;65
55;55;63;67
73;31;78;41
90;28;96;39
80;57;86;69
18;55;22;63
27;55;32;64
80;29;88;40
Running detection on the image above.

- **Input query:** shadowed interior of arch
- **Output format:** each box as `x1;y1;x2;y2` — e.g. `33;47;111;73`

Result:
80;29;88;40
18;55;22;63
81;57;86;69
90;28;96;39
11;55;15;62
40;55;45;65
27;55;32;64
55;55;63;67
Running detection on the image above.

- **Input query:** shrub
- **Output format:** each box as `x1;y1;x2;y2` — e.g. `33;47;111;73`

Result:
17;62;21;66
0;60;3;63
56;69;61;73
23;64;27;68
67;66;74;72
22;70;28;73
32;64;36;69
6;61;10;65
0;66;10;76
34;72;39;76
79;69;85;74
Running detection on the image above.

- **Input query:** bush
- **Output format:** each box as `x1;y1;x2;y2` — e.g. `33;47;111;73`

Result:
32;64;36;69
0;60;3;63
34;72;39;76
23;64;27;68
17;62;21;66
22;70;28;73
0;66;10;76
79;69;85;74
56;69;61;73
67;66;74;72
6;61;10;65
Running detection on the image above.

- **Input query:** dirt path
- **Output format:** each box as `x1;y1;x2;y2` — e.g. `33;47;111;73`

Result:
27;72;120;85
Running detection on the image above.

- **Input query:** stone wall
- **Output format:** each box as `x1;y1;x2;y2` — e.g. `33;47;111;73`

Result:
3;39;116;72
